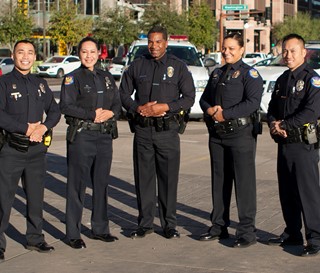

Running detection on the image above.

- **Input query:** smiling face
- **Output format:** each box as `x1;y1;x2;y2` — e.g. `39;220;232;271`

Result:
147;32;168;60
282;38;306;71
13;42;36;75
222;38;245;64
79;41;99;71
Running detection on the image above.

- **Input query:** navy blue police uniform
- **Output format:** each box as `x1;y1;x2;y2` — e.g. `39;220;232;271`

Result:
0;69;60;252
60;66;121;241
200;59;263;243
120;53;195;236
267;63;320;250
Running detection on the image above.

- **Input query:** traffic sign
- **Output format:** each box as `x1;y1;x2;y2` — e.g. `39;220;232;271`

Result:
222;4;248;11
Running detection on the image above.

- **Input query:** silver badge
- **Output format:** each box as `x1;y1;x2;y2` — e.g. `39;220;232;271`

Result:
11;92;22;101
39;83;46;93
167;66;174;78
105;76;112;89
12;84;17;89
296;80;304;92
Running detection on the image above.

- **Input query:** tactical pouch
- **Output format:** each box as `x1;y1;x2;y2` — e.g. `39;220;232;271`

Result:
7;133;29;153
0;130;5;151
303;123;318;145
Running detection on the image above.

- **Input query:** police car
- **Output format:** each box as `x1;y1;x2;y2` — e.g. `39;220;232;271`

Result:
124;35;213;118
255;43;320;115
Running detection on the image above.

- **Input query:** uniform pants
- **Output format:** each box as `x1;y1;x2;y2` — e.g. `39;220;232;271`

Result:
277;142;320;245
66;130;113;239
133;124;180;230
0;143;47;250
208;125;257;242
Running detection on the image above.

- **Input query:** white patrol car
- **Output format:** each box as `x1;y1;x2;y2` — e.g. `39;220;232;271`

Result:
124;35;213;119
255;43;320;115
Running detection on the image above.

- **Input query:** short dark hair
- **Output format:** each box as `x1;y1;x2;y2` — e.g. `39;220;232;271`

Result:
282;33;305;47
78;36;99;53
13;40;36;52
147;25;168;41
224;32;244;48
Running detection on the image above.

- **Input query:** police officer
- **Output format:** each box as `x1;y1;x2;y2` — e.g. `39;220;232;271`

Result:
0;40;60;260
267;34;320;256
120;25;195;239
199;33;263;248
60;37;121;249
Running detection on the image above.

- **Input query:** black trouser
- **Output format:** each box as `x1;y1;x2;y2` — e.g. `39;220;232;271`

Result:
0;143;47;250
133;123;180;230
66;130;113;239
277;142;320;245
208;125;257;242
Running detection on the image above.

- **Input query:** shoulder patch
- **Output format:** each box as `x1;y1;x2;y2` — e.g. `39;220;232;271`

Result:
64;76;74;85
249;69;259;79
311;76;320;88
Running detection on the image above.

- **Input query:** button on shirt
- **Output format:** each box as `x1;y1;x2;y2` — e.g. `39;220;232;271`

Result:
120;54;195;114
268;63;320;129
200;59;263;119
0;69;61;134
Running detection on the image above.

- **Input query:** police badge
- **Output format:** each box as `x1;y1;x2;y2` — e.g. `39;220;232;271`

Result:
296;80;304;92
167;66;174;78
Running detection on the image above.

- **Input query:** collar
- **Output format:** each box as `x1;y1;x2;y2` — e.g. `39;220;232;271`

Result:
291;62;307;79
12;68;31;79
229;59;243;71
150;53;167;65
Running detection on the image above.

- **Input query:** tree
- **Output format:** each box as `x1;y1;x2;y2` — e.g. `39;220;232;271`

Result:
93;7;139;47
188;1;217;50
47;0;93;55
273;12;320;42
140;0;188;36
0;5;34;51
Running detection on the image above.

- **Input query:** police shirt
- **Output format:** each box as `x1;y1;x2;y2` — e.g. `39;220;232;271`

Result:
60;66;121;120
267;63;320;129
200;59;263;119
0;68;60;134
119;53;195;114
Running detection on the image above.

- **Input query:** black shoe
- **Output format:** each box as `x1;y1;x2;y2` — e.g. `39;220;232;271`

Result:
69;239;86;249
25;242;54;253
301;244;320;257
268;233;303;246
233;238;256;248
164;228;180;239
199;230;229;241
0;248;4;260
92;233;119;242
130;227;154;239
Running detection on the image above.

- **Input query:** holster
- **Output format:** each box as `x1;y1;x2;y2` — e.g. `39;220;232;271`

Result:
7;133;30;153
126;113;136;133
0;130;5;151
178;111;189;134
251;110;263;135
65;116;82;143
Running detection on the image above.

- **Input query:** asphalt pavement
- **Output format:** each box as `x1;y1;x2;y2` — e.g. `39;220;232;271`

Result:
0;82;319;272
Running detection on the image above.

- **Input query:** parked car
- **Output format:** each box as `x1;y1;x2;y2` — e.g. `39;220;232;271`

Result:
252;57;275;67
256;43;320;115
242;52;267;65
0;57;14;75
36;56;81;78
124;36;215;118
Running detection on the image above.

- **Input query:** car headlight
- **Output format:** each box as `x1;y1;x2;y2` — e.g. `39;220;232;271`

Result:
267;81;276;93
195;80;208;92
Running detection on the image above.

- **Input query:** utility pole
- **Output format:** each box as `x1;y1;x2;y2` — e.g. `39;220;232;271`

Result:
42;0;46;61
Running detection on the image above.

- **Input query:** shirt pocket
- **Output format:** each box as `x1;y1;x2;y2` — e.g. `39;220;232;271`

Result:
7;92;27;114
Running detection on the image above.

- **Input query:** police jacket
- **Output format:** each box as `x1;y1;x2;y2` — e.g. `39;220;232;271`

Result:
60;66;121;120
267;63;320;129
200;59;263;119
119;53;195;114
0;68;60;134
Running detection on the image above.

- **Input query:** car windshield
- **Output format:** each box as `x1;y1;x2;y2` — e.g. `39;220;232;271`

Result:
45;57;65;63
266;48;320;69
245;53;262;58
128;45;202;66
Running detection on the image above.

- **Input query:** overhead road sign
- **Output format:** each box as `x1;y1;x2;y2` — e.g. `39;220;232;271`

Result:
222;4;248;11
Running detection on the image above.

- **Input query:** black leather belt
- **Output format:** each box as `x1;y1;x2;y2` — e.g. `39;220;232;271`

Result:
212;117;252;136
80;121;106;131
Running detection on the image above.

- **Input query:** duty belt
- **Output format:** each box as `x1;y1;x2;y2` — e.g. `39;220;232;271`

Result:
212;117;252;136
134;115;178;131
80;121;112;133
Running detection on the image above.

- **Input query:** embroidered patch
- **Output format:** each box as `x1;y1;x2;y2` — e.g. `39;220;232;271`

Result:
249;69;259;78
311;77;320;88
64;76;74;85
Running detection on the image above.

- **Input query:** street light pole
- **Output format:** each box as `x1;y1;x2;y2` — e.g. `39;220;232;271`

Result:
42;0;46;61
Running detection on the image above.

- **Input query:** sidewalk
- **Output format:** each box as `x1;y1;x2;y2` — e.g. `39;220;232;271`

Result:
0;121;319;273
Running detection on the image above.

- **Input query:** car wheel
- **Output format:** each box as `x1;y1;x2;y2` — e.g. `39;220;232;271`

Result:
56;68;64;78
